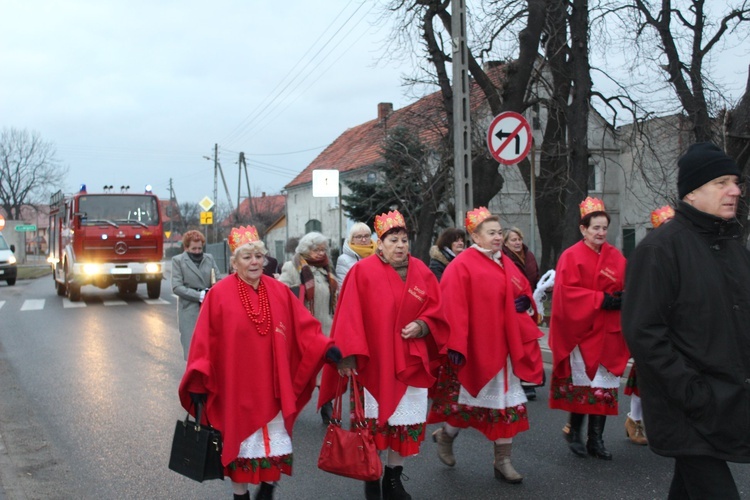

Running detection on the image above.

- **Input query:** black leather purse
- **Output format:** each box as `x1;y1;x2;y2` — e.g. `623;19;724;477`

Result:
168;401;224;482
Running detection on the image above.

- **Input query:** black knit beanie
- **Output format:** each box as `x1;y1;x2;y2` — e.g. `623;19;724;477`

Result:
677;142;741;199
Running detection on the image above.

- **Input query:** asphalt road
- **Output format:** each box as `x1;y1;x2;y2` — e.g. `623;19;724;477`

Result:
0;272;748;499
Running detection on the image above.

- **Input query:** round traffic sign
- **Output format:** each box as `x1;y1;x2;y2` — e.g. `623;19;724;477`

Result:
0;214;5;231
486;111;532;165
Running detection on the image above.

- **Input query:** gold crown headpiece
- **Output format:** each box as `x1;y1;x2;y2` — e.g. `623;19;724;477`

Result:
650;205;675;228
228;225;260;253
374;210;406;238
465;206;492;234
579;197;606;218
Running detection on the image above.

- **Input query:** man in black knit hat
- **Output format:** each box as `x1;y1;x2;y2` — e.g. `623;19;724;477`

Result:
623;142;750;499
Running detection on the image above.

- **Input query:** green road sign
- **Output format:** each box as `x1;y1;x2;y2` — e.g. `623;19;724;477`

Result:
14;224;37;232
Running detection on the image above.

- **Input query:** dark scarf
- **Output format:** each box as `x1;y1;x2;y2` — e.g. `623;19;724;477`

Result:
296;253;338;315
187;252;203;264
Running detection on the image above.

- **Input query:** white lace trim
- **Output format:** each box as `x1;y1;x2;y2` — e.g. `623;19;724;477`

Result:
457;357;527;409
363;386;428;425
237;411;293;459
570;346;620;389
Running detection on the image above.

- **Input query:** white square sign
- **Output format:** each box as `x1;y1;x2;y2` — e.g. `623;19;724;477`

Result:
312;170;340;197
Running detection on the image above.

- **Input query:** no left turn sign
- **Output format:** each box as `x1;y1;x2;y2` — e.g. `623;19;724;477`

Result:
486;111;532;165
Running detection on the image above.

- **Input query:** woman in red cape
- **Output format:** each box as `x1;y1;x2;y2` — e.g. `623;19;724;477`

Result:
548;197;629;461
178;226;341;500
319;210;449;500
427;208;544;485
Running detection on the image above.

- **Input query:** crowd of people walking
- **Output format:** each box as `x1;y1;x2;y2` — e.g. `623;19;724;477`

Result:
175;142;750;499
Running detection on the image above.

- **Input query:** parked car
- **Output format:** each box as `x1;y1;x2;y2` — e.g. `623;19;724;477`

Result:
0;232;17;285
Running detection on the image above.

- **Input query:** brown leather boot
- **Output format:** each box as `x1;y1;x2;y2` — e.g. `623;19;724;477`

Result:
493;443;523;484
625;416;648;445
432;427;457;466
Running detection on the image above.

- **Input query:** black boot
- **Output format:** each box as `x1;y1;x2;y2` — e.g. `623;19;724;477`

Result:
382;466;411;500
364;479;381;500
320;401;333;425
234;493;250;500
565;412;587;457
254;482;275;500
587;415;612;460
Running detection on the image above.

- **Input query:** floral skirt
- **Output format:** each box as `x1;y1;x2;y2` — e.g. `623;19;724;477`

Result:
549;375;619;415
426;364;529;440
350;384;426;457
225;455;292;484
624;364;639;397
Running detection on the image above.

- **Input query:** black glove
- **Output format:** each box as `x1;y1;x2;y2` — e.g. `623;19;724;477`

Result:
325;345;342;364
448;349;466;366
514;295;531;313
601;291;623;310
189;392;207;408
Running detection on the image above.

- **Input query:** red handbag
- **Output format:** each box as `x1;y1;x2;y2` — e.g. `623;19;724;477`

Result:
317;374;382;481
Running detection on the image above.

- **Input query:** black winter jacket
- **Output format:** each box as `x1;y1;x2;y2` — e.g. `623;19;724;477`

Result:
622;202;750;462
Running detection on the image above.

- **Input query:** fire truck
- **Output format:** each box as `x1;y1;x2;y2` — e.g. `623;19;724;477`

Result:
48;185;164;301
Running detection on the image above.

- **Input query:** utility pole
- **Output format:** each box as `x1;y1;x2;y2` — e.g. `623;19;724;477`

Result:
452;0;473;225
213;143;218;243
168;178;175;237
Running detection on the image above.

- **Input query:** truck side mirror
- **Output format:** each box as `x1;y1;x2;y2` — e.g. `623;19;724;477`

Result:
10;244;15;253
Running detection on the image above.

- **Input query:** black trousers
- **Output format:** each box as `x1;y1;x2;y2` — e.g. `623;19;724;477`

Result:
668;455;740;500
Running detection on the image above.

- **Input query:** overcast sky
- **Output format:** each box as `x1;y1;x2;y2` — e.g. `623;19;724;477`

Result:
2;1;748;210
1;1;412;207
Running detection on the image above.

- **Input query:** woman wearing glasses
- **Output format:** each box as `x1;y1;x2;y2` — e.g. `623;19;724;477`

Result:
335;222;376;286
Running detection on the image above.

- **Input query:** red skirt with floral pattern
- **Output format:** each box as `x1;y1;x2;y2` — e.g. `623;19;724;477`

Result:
225;455;292;484
350;384;426;457
426;364;530;440
549;375;619;415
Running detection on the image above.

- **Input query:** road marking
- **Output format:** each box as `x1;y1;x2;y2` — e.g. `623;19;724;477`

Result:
102;300;128;306
0;301;5;310
63;298;87;308
143;298;170;305
20;299;45;311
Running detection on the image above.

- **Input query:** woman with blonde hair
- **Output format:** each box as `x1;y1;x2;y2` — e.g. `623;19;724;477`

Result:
428;208;543;485
336;222;376;285
179;226;342;499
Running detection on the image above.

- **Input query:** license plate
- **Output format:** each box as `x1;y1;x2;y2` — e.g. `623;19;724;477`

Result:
111;268;132;275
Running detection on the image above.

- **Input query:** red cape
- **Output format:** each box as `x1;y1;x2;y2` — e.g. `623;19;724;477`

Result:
548;240;629;380
319;254;449;423
440;247;544;396
178;274;333;466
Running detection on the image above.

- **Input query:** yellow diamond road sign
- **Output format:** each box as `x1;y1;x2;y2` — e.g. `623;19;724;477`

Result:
198;196;214;212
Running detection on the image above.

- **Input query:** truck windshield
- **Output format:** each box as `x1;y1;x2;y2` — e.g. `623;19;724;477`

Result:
0;235;8;250
78;195;160;226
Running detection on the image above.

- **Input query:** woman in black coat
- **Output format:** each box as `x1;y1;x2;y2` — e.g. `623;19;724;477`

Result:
428;228;465;281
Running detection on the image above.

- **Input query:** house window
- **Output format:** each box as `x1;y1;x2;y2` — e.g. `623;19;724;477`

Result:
622;227;636;258
274;240;284;261
367;172;376;184
588;164;597;191
305;219;322;233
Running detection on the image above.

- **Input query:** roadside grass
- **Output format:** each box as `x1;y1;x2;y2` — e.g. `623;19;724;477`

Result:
17;266;52;280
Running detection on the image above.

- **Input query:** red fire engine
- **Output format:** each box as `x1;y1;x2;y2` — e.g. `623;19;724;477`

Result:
48;185;164;301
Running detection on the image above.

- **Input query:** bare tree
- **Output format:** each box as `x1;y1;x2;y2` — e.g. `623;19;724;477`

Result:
384;0;597;269
0;128;67;219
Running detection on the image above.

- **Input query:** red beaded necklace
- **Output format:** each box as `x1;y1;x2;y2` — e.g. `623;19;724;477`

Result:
236;274;272;335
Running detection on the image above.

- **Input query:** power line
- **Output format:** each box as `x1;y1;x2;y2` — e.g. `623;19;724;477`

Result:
220;1;373;148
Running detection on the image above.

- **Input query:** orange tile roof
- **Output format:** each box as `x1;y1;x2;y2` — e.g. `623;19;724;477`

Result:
220;193;286;227
286;65;507;189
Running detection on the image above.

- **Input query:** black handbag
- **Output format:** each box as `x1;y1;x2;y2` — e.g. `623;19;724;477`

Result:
168;401;224;482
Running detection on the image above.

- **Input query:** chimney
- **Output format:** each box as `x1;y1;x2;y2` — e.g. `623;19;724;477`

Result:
262;192;266;197
378;102;393;125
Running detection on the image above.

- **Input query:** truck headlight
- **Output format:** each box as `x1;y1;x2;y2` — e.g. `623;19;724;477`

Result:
83;263;101;275
8;255;16;265
145;263;160;273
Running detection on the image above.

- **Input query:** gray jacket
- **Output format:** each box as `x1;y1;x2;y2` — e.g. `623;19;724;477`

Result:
171;251;222;360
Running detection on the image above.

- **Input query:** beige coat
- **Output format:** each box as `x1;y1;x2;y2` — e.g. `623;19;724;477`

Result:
171;251;222;360
279;261;333;336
